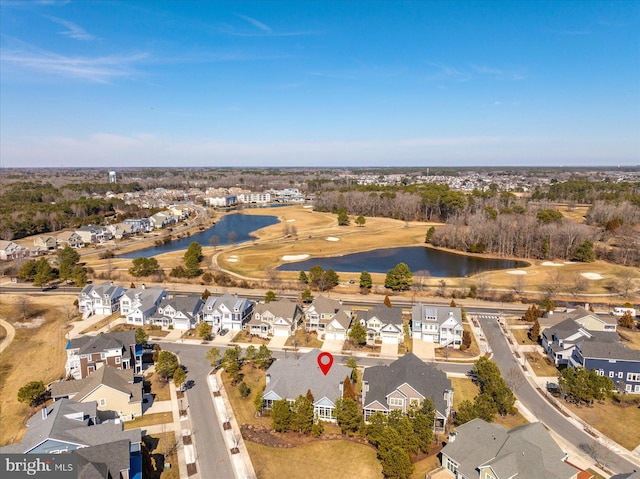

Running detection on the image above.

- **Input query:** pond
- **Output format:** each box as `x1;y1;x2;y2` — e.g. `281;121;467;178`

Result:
119;213;279;258
278;246;529;277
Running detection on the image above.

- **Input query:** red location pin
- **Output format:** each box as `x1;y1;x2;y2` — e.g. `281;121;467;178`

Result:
317;352;334;376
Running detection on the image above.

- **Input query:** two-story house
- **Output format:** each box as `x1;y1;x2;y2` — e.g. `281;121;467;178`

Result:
570;340;640;394
78;281;126;317
362;353;453;430
540;306;617;333
75;225;112;244
151;294;204;330
0;240;24;261
202;294;254;333
262;349;351;422
411;303;464;348
120;286;167;326
305;296;352;337
56;231;84;249
51;366;143;421
33;235;57;251
248;299;303;337
357;305;404;345
541;318;618;366
65;331;142;380
124;218;153;233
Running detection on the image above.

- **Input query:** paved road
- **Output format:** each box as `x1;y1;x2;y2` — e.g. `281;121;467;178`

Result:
161;342;234;479
479;316;639;475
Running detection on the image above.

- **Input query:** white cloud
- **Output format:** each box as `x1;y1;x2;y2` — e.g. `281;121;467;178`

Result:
237;14;272;33
47;16;95;40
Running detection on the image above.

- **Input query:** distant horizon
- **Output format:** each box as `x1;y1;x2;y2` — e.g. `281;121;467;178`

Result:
1;1;638;168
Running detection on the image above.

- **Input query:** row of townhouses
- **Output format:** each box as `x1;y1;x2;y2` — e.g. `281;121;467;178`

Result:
206;187;306;207
78;282;465;347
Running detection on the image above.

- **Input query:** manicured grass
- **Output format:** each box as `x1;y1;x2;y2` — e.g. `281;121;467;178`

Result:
221;365;269;428
563;397;640;451
511;327;537;346
145;372;172;401
80;311;121;333
111;323;170;337
143;432;180;479
245;440;383;479
411;454;441;478
0;294;73;447
285;328;323;348
124;412;173;430
524;352;559;377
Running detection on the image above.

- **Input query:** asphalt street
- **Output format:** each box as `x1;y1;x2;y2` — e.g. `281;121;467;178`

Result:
479;316;638;475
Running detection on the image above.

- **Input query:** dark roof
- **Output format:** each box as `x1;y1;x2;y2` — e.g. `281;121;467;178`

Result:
441;419;576;479
158;294;203;315
358;305;403;326
74;439;132;479
579;340;640;362
362;353;451;416
68;331;136;358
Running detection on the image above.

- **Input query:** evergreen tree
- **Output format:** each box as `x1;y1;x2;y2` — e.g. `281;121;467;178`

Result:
337;208;350;226
301;288;314;303
197;321;213;340
254;345;274;369
298;270;309;284
33;258;55;287
254;390;264;412
271;399;292;432
58;245;81;282
454;400;479;425
201;289;211;300
450;299;457;307
129;257;160;277
17;380;46;406
205;347;221;366
380;447;414;479
335;398;362;435
342;376;356;400
425;226;436;243
359;271;373;290
290;395;314;434
346;357;358;382
265;290;276;302
529;319;541;342
364;412;388;447
156;351;180;381
173;367;187;390
305;389;315;404
348;320;367;346
355;215;366;227
135;328;149;345
384;263;413;291
573;240;595;262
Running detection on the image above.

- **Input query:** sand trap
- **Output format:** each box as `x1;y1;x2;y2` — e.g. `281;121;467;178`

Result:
542;261;564;267
563;261;575;264
326;237;340;242
229;255;238;259
286;219;296;222
507;270;527;275
282;254;309;261
303;205;313;209
227;258;238;263
581;272;604;280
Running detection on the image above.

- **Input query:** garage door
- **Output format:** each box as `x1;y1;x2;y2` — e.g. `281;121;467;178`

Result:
273;327;289;337
381;334;398;344
325;332;345;341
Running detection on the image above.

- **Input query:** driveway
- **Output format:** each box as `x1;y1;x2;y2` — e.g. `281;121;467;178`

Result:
380;342;398;358
412;339;435;361
268;335;288;349
321;339;344;353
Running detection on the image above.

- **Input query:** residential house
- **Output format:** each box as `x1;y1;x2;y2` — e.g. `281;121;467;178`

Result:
107;223;132;240
65;330;142;379
411;303;464;348
78;282;125;317
50;366;143;421
440;418;579;479
238;192;271;204
540;306;617;333
124;218;152;233
248;299;303;337
151;294;204;330
305;296;352;337
33;235;57;251
202;294;254;334
324;309;353;340
357;305;404;345
362;353;453;430
262;349;351;422
0;240;23;260
0;399;142;479
149;211;175;229
120;286;167;326
76;225;112;244
570;340;640;394
56;231;84;249
541;318;618;366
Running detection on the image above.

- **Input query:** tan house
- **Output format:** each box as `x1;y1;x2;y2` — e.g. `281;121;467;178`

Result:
33;235;57;251
540;306;617;333
56;231;85;249
249;299;303;337
50;365;142;421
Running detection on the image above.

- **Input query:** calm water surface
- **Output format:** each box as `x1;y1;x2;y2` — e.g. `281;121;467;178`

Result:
119;213;279;258
278;246;529;277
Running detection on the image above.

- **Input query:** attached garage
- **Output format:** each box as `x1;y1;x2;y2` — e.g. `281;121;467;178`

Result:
272;326;290;337
325;331;346;341
381;333;399;344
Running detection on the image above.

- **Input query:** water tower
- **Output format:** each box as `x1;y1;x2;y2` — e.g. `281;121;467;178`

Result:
109;171;117;183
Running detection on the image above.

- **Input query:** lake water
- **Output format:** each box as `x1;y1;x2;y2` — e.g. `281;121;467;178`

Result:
119;213;279;258
278;246;529;277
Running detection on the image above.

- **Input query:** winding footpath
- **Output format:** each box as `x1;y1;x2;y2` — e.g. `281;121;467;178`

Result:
0;318;16;354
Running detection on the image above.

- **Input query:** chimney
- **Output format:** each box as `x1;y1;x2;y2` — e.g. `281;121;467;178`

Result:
265;374;270;384
141;283;146;290
110;281;114;287
584;302;589;311
41;405;48;420
448;431;457;443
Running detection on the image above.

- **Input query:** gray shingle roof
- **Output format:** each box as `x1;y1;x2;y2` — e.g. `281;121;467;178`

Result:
158;294;203;315
579;340;640;362
74;439;133;479
358;305;403;326
412;303;462;326
308;296;342;315
51;366;141;403
69;331;135;359
362;353;451;417
441;419;577;479
264;349;351;405
250;299;301;327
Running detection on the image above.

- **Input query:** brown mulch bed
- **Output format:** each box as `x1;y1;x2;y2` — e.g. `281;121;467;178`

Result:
241;424;371;449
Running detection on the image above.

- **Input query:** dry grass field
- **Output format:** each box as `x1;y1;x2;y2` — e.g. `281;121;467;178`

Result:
0;293;76;446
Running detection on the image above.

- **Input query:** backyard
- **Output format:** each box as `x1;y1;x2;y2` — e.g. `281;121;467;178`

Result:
524;351;559;377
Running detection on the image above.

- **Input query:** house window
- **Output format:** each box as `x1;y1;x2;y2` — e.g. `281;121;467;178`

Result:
99;398;106;407
444;456;458;474
635;385;640;393
316;406;334;421
389;397;404;407
626;384;633;392
115;357;121;364
597;370;604;376
100;353;106;360
627;373;640;382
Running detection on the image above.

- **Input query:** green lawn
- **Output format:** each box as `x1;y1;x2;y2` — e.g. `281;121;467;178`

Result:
246;440;382;479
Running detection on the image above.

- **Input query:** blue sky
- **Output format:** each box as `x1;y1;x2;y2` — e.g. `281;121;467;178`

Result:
1;0;638;168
